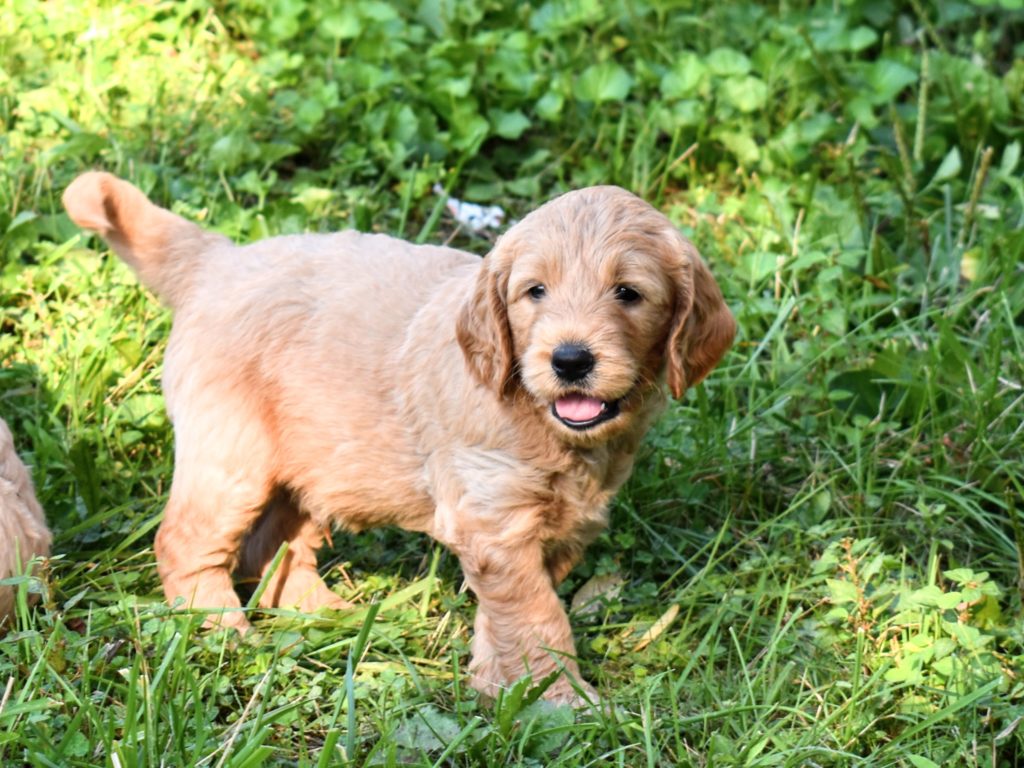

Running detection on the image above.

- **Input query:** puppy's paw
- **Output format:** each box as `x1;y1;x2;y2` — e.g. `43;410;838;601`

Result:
289;579;352;614
203;608;253;636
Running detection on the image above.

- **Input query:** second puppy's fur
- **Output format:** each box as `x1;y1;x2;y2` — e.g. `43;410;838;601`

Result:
0;417;51;628
64;173;734;702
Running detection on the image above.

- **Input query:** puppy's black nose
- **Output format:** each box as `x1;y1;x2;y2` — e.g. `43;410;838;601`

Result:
551;344;595;382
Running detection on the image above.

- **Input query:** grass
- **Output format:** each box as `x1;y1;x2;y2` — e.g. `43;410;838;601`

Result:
2;0;1023;765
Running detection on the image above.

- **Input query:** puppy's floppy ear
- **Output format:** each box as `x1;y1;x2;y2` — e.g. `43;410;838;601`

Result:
456;246;515;397
666;239;736;399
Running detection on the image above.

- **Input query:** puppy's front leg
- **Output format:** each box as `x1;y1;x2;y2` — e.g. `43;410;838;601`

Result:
459;538;596;705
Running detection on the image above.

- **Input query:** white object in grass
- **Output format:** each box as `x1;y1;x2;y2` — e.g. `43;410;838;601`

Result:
433;184;505;233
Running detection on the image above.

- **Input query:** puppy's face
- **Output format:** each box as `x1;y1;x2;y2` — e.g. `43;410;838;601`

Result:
505;212;676;443
457;186;735;446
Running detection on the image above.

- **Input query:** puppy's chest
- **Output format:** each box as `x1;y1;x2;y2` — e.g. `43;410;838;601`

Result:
539;469;616;543
440;445;625;547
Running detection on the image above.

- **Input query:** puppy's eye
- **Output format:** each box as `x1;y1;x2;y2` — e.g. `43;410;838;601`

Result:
528;284;547;300
614;285;642;304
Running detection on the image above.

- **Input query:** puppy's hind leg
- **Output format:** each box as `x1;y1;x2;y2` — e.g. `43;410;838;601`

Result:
154;411;277;633
156;484;269;633
237;491;351;613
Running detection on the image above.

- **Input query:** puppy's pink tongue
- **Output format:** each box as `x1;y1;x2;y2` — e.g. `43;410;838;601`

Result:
555;394;604;422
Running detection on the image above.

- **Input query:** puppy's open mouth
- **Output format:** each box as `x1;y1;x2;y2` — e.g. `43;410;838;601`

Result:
551;394;622;430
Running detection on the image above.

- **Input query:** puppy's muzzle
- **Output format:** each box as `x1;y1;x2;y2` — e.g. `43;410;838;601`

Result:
551;343;595;383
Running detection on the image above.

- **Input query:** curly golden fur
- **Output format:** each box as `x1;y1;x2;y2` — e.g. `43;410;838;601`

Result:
63;172;734;703
0;418;51;628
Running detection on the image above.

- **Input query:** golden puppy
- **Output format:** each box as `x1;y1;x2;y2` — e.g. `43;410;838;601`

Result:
0;417;51;628
63;172;734;703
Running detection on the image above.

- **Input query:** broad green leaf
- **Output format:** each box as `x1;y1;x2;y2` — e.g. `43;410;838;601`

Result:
944;621;991;650
826;578;859;604
741;251;778;282
530;0;604;35
866;59;918;102
210;132;255;171
439;75;473;98
393;705;462;751
295;98;326;133
847;26;879;51
904;585;944;608
659;53;706;100
118;394;166;429
846;95;878;128
664;100;705;128
707;47;751;76
821;307;848;337
517;701;574;754
361;1;399;21
574;62;633;103
451;113;489;151
884;658;923;684
320;8;361;38
490;109;531;139
720;75;769;112
715;129;760;165
907;755;941;768
944;567;980;584
535;90;564;121
975;594;1004;626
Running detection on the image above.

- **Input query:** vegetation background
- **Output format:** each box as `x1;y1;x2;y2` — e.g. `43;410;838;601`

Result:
2;0;1023;765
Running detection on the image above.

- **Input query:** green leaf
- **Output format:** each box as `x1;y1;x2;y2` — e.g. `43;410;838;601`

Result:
720;75;769;112
393;704;462;752
5;210;37;235
535;90;564;121
827;578;859;605
490;109;531;139
320;8;362;38
865;59;918;102
574;62;633;103
661;100;705;128
847;26;879;52
943;567;980;585
295;98;326;134
518;701;575;754
707;47;751;76
118;394;166;429
907;755;941;768
930;147;962;185
904;585;945;608
944;621;991;650
451;113;489;151
1000;141;1021;175
741;251;778;282
360;1;399;21
846;95;878;128
659;53;706;100
715;129;760;165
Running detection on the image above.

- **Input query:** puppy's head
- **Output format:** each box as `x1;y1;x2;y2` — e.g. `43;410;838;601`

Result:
457;186;734;445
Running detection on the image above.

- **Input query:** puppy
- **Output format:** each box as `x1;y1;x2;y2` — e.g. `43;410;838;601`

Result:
63;172;734;703
0;417;51;628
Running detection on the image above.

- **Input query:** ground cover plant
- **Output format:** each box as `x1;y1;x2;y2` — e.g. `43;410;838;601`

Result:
2;0;1023;765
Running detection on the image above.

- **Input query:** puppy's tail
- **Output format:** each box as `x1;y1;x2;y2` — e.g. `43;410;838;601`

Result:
62;172;229;308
